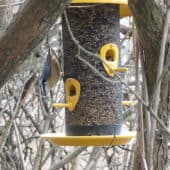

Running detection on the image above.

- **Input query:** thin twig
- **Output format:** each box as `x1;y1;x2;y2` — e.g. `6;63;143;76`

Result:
33;82;51;170
150;8;170;108
0;1;25;8
140;46;153;168
0;74;37;154
49;147;86;170
134;31;148;170
42;146;55;166
76;55;119;84
120;28;132;45
33;120;51;170
9;87;41;133
13;121;26;170
0;118;13;153
118;146;134;152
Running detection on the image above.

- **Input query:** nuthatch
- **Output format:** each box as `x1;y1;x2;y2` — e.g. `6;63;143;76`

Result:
40;47;61;96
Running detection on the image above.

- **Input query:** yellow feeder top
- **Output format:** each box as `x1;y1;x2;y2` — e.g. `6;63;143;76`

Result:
71;0;132;17
40;132;136;146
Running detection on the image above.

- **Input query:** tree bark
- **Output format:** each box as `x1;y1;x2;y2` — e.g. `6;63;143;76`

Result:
0;0;70;88
129;1;169;169
0;0;12;37
0;0;6;34
129;0;163;97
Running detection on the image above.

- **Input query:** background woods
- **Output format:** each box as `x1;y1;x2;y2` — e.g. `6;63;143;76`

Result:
0;0;169;170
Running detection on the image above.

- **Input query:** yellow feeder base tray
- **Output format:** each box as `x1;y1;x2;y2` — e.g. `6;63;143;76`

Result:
40;132;136;146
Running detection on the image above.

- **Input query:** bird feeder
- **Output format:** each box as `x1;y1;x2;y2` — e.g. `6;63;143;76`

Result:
41;0;135;146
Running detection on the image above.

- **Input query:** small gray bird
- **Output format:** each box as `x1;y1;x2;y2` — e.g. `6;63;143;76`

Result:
40;47;61;96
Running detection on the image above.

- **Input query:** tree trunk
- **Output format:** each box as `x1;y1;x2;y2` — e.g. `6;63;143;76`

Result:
129;1;169;169
0;0;70;88
63;5;123;136
129;0;163;97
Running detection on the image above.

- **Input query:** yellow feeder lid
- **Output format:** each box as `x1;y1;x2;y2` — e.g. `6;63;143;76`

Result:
41;131;136;146
71;0;132;17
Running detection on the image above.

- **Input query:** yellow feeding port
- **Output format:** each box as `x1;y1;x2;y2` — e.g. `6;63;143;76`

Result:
100;43;128;76
52;78;80;111
40;131;136;146
65;78;80;110
100;43;119;77
71;0;132;17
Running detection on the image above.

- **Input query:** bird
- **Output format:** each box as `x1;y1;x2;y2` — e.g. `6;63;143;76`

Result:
40;47;61;96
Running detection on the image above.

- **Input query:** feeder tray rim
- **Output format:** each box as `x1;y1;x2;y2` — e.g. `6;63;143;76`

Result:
40;131;136;146
71;0;128;5
71;0;132;17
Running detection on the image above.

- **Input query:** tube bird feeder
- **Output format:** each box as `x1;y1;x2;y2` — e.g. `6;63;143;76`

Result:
41;0;136;146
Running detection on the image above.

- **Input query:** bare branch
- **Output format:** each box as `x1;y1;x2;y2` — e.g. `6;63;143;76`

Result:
49;147;86;170
149;7;170;168
120;24;130;35
0;1;25;8
13;121;26;170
